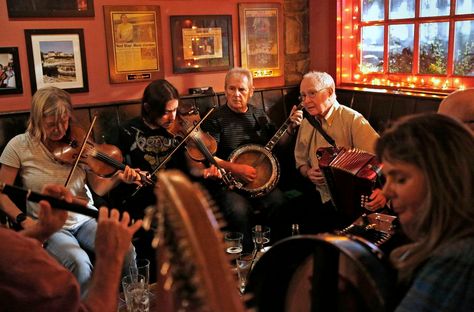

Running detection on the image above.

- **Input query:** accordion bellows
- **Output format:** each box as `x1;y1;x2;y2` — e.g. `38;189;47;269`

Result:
317;147;382;225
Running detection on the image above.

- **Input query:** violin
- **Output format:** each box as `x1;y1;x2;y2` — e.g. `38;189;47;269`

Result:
169;108;218;162
47;124;152;185
168;107;242;190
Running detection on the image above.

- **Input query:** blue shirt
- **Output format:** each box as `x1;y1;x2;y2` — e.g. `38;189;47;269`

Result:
396;236;474;312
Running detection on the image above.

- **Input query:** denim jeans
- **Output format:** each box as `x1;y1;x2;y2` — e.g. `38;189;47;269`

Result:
45;218;136;296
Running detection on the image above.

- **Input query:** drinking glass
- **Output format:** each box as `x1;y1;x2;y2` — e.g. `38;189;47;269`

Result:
130;259;150;286
224;232;243;255
252;225;271;253
236;253;253;294
122;274;149;312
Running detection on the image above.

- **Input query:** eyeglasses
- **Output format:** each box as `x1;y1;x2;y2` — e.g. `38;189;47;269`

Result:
298;87;329;102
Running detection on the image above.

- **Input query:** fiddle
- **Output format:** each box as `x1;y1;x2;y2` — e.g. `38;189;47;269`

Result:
169;108;218;162
47;124;153;185
168;107;242;190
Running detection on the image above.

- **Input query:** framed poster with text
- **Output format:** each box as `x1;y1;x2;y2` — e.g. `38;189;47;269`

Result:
104;5;164;83
170;15;233;73
239;3;283;78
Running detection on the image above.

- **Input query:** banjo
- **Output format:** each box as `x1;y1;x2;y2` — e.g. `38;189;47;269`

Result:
228;104;303;198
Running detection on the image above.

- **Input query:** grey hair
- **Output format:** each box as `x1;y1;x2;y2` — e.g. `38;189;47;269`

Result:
225;67;254;89
303;71;336;101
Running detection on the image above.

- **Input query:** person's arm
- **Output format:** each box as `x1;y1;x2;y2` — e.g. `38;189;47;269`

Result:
294;122;320;185
86;165;143;196
345;115;387;210
351;114;379;154
0;164;37;229
214;157;256;183
81;208;142;311
277;105;304;146
186;153;222;180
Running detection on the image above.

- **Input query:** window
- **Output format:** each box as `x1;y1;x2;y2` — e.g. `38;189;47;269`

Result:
337;0;474;91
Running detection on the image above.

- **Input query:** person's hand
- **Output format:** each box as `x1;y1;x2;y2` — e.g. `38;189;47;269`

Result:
289;105;303;133
23;184;71;241
36;184;71;234
116;165;144;186
232;163;257;184
307;167;326;186
364;188;387;211
95;208;142;262
20;216;37;230
203;165;223;180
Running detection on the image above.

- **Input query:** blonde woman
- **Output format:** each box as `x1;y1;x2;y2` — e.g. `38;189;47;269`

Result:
0;86;141;295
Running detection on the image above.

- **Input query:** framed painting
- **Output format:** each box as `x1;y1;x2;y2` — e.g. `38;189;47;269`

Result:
25;29;89;94
103;5;164;84
0;47;23;95
239;3;284;78
7;0;94;18
170;15;233;73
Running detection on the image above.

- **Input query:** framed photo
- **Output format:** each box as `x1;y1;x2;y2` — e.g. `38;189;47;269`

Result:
7;0;94;18
239;3;284;78
0;47;23;95
170;15;233;73
25;29;89;94
103;6;164;84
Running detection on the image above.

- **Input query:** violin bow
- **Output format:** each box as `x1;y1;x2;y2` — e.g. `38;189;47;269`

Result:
64;114;98;188
127;106;216;199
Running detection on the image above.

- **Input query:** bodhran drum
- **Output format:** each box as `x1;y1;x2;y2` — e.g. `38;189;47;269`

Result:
245;234;398;312
228;144;280;198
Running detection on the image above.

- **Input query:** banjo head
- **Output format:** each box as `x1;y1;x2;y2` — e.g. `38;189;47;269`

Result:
228;144;280;197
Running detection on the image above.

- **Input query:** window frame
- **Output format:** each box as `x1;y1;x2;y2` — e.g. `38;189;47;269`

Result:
337;0;474;92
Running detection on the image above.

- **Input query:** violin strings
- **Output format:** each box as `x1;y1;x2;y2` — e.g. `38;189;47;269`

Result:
82;144;125;170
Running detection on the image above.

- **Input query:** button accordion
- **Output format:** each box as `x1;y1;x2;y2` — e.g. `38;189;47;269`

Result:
317;147;383;224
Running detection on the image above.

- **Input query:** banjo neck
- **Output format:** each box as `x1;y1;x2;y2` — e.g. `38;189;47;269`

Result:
264;103;303;152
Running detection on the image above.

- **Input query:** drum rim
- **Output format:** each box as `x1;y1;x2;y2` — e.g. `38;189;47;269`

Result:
246;234;397;312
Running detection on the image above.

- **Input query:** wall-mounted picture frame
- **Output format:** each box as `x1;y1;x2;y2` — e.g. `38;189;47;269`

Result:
103;5;164;84
25;29;89;94
7;0;94;18
170;15;233;73
239;3;283;78
0;47;23;95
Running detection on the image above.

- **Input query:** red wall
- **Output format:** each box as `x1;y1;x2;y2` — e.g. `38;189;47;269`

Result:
309;0;337;79
0;0;289;112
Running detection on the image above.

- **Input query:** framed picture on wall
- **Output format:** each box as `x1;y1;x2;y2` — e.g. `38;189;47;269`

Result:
0;47;23;95
238;3;284;78
25;29;89;94
7;0;94;18
103;5;164;84
170;15;233;73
